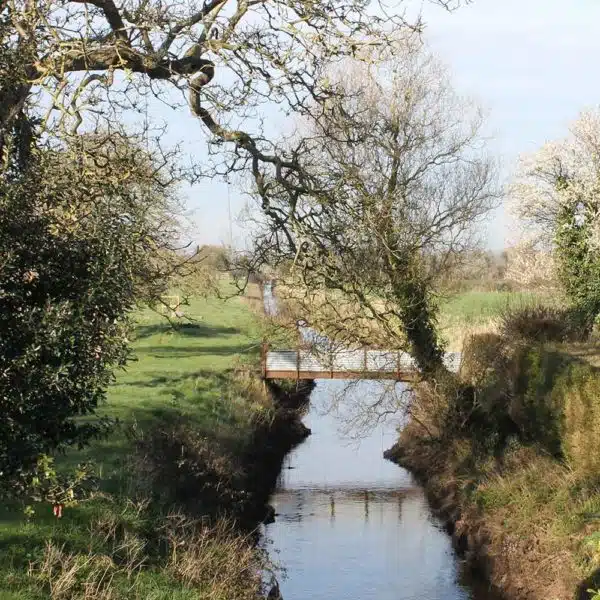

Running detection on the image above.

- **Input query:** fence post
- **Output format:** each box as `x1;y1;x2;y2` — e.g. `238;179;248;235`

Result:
363;347;368;374
397;350;401;381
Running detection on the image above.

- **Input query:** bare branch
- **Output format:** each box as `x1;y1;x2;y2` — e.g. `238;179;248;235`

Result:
69;0;129;42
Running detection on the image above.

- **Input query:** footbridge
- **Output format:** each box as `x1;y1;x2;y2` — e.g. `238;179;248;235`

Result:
261;346;461;381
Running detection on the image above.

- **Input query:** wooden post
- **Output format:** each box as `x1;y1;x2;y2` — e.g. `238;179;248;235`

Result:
397;350;401;381
296;346;300;381
363;347;368;374
330;347;334;379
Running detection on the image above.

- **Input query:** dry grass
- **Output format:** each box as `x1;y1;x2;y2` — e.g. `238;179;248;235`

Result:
28;507;267;600
469;449;582;600
440;319;499;352
161;516;263;599
562;365;600;478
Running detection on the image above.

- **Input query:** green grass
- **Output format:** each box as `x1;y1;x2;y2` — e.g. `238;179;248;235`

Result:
0;290;268;599
61;293;265;480
439;290;554;324
437;289;557;351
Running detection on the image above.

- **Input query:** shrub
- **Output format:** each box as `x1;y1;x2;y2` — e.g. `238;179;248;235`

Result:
508;346;570;457
460;333;511;390
499;304;588;343
0;131;183;498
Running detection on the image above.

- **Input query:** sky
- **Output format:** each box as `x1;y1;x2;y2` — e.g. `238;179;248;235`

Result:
153;0;600;251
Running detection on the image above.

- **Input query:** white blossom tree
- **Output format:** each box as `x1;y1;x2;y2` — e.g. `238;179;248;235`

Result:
510;109;600;324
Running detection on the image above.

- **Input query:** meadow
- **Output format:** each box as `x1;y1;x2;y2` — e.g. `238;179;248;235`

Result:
0;289;272;600
438;289;557;350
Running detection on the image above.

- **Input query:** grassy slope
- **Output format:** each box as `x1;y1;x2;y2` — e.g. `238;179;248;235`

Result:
0;290;268;600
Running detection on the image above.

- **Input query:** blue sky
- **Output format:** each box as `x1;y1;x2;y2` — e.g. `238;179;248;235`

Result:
157;0;600;250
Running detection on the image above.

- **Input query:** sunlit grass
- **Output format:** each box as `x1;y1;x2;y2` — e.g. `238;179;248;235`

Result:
438;290;557;351
0;288;270;599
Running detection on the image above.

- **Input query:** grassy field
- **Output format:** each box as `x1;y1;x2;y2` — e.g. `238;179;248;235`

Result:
0;289;272;600
438;289;557;351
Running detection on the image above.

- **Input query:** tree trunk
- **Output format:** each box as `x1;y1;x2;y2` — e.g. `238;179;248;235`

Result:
393;279;447;379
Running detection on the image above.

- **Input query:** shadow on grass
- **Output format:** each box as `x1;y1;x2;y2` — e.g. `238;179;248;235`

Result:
134;322;241;340
136;344;257;358
120;370;230;389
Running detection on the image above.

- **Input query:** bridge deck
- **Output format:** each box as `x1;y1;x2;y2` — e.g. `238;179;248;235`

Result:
263;349;461;381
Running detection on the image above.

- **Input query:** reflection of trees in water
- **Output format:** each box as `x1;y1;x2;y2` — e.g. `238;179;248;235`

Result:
313;379;411;441
398;491;403;523
275;488;412;525
330;494;335;522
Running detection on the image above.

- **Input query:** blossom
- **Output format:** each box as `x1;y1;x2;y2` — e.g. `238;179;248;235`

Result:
509;108;600;252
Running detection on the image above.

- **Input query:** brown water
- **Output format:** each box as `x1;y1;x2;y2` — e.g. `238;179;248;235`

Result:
263;379;501;600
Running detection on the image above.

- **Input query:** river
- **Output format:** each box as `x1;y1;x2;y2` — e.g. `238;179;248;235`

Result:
262;282;499;600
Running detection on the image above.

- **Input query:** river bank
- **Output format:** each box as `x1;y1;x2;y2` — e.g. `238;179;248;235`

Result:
264;378;507;600
385;337;600;600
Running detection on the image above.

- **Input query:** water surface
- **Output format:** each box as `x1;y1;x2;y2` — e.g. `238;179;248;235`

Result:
264;379;498;600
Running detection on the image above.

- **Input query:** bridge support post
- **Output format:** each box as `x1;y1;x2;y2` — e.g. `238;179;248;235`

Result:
261;340;268;379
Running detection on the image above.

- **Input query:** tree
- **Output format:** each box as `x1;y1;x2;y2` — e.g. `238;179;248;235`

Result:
503;241;556;290
0;0;457;201
0;128;183;496
510;109;600;328
0;0;465;476
246;36;498;378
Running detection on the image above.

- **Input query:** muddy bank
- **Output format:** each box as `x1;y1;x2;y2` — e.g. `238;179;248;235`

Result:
236;379;314;530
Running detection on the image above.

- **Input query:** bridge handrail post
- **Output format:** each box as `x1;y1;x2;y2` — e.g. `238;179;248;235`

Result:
397;350;401;381
363;347;368;373
330;347;334;379
295;344;300;380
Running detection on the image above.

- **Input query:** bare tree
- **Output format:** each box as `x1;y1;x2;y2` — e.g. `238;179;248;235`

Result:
1;1;461;189
246;36;498;379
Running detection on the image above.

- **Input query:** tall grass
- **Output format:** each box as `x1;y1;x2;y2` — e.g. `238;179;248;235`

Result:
27;508;266;600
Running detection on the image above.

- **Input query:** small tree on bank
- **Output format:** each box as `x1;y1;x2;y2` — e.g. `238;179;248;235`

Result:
246;37;498;379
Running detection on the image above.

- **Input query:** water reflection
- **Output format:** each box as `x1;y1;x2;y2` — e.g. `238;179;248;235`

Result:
275;488;420;526
264;380;498;600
